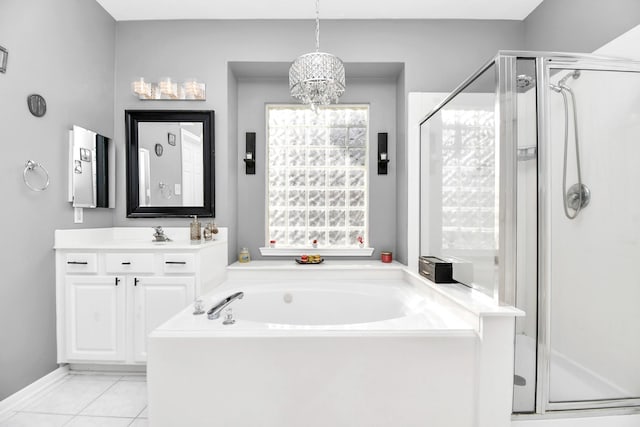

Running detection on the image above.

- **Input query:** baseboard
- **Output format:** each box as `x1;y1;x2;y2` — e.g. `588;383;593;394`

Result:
0;365;69;418
68;363;146;374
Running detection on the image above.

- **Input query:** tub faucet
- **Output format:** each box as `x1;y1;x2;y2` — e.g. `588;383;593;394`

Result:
207;292;244;320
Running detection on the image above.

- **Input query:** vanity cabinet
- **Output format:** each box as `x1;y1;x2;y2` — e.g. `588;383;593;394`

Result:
55;227;228;366
132;276;194;362
64;275;125;361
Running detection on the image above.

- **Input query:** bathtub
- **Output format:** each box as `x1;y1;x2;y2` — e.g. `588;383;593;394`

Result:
148;262;520;427
156;278;470;332
220;281;422;326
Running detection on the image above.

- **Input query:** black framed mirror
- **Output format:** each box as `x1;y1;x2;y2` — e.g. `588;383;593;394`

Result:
125;110;214;218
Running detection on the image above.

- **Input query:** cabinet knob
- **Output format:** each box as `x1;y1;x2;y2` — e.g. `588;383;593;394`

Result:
67;261;88;265
115;277;120;286
121;262;131;265
134;277;139;287
165;261;186;265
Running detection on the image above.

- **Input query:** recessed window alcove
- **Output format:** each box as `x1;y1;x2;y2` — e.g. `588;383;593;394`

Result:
228;61;405;260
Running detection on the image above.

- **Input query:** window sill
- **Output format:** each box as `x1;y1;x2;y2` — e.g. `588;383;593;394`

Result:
259;247;375;257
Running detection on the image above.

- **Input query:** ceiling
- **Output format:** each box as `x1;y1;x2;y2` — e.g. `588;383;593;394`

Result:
96;0;544;21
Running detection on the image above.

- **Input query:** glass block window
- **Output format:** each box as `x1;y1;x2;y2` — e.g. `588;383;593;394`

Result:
266;105;369;248
440;108;496;250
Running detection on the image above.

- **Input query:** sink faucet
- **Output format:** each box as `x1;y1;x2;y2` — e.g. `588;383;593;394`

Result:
207;292;244;320
152;226;171;242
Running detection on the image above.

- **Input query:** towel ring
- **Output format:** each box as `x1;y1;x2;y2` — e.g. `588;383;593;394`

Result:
23;160;50;192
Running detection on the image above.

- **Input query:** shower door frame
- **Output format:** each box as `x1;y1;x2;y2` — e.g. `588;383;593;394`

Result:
536;54;640;414
418;54;516;302
418;50;640;417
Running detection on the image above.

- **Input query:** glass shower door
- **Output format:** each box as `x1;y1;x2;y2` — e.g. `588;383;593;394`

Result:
545;64;640;409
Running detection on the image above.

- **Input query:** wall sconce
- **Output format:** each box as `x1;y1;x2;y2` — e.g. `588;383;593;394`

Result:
244;132;256;175
378;132;390;175
131;77;206;100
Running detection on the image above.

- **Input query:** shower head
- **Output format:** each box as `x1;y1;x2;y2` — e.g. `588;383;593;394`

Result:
516;74;535;92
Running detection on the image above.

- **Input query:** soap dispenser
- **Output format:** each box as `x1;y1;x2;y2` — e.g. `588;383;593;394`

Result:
190;215;201;241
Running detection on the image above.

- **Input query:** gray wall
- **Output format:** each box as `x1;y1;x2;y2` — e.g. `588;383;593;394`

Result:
5;0;637;401
0;0;115;399
113;19;525;263
524;0;640;52
235;76;398;260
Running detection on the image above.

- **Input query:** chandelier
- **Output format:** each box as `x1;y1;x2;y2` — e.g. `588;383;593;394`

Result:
289;0;345;107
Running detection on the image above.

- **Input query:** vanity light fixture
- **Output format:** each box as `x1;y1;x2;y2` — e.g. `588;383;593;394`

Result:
131;77;206;100
289;0;345;108
183;79;206;100
132;77;152;98
159;77;178;98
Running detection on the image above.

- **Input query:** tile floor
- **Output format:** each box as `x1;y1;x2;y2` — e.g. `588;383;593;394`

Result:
0;373;148;427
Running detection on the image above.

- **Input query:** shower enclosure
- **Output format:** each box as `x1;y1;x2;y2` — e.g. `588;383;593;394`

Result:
419;51;640;415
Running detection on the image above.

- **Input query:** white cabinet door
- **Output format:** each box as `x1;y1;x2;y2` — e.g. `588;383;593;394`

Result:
64;275;125;362
132;276;195;362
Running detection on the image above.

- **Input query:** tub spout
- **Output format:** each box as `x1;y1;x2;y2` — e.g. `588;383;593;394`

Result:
207;292;244;320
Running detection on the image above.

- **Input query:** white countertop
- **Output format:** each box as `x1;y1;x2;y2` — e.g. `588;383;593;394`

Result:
54;227;227;250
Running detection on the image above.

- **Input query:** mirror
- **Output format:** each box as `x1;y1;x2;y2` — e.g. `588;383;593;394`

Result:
125;110;214;218
68;125;114;208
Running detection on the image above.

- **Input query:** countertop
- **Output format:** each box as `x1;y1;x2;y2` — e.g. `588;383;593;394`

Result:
54;227;227;250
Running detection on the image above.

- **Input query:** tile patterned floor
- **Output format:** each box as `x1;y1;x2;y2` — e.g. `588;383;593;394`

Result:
0;373;148;427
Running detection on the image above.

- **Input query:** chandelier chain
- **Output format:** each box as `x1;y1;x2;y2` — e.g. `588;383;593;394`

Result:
315;0;320;52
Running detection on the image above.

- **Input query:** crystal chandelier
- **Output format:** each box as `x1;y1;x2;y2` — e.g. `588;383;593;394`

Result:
289;0;345;107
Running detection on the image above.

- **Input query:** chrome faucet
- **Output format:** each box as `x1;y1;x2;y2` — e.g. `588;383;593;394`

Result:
152;226;171;242
207;292;244;320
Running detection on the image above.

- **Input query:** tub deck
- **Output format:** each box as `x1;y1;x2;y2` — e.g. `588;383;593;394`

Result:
148;261;521;427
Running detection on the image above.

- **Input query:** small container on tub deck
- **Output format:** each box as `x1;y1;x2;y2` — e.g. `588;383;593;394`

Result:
418;256;454;283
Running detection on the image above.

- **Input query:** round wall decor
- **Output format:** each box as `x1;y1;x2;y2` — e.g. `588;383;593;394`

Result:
155;143;163;156
27;94;47;117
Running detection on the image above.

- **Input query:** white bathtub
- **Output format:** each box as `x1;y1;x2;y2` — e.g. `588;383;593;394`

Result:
227;281;417;326
157;278;468;332
148;263;520;427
